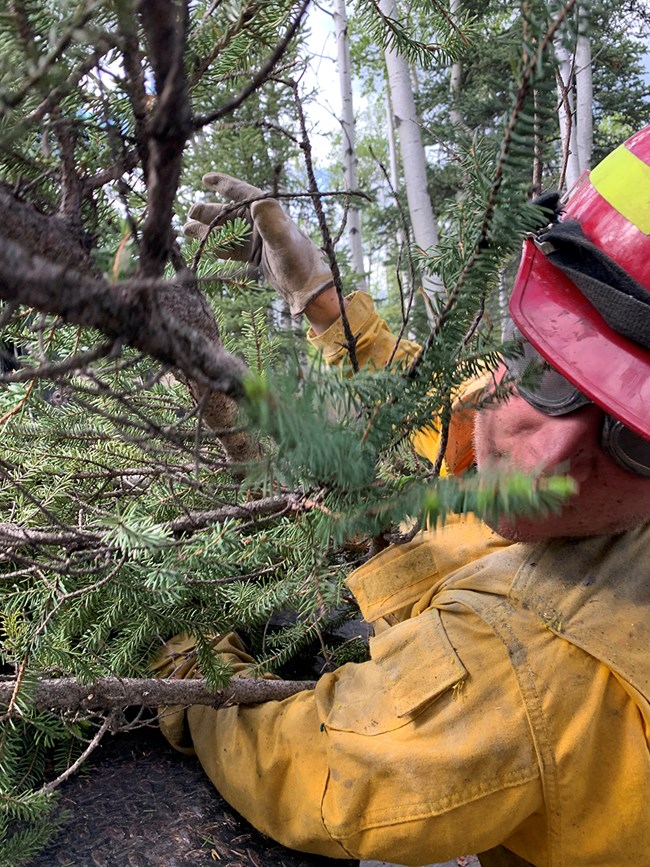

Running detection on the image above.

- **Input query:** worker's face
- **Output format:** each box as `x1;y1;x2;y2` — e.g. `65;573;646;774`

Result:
474;363;650;541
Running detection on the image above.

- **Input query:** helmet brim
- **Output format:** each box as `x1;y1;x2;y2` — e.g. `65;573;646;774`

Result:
510;239;650;439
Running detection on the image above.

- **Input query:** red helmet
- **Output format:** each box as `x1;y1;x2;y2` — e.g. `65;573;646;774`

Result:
509;125;650;438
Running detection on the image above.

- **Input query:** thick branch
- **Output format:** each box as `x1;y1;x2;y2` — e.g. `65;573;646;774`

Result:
156;281;261;465
0;676;314;712
138;0;192;277
115;0;151;180
0;240;245;396
0;188;95;275
0;190;255;454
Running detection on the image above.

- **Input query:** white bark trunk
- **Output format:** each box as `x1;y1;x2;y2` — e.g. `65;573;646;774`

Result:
333;0;368;292
574;6;593;173
379;0;442;303
385;89;400;191
384;88;409;309
449;0;464;130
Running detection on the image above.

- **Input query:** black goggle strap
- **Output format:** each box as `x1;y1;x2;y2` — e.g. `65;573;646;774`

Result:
532;220;650;351
602;417;650;477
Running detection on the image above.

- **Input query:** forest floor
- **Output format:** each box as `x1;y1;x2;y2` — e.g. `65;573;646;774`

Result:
35;728;480;867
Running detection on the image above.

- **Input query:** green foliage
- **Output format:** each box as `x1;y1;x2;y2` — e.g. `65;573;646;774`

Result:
0;0;642;862
352;0;478;68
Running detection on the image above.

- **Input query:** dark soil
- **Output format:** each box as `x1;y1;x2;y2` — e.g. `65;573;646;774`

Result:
36;726;358;867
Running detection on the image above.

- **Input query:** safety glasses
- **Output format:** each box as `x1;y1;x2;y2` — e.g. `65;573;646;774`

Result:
504;331;650;477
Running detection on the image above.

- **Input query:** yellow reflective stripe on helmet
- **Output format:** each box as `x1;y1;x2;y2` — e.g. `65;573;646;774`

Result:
590;144;650;235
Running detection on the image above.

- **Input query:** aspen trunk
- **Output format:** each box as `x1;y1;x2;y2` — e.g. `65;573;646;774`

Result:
555;5;593;192
449;0;465;131
574;5;593;173
333;0;368;292
378;0;442;308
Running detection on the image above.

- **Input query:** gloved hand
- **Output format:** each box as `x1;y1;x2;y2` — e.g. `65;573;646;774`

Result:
151;631;277;755
184;173;334;317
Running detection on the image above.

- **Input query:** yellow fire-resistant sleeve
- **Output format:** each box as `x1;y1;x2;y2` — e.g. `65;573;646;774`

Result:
307;291;421;371
168;608;543;864
307;292;487;474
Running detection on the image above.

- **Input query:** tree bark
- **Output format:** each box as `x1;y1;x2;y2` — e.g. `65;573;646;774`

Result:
0;236;245;396
574;6;593;173
379;0;442;308
0;676;314;712
333;0;368;293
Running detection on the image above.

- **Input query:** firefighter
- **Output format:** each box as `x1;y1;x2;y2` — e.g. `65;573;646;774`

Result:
156;125;650;866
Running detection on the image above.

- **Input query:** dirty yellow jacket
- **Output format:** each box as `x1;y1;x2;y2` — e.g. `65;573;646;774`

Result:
158;295;650;864
162;519;650;865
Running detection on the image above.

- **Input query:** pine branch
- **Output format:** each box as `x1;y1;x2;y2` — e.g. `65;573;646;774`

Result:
406;0;578;385
193;0;310;128
188;0;263;88
0;676;315;712
0;495;298;551
0;239;245;396
0;0;101;116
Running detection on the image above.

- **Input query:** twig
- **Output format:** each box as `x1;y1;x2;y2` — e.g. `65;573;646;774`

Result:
369;145;418;365
0;656;28;724
37;713;114;796
0;341;116;385
290;79;360;371
193;0;311;128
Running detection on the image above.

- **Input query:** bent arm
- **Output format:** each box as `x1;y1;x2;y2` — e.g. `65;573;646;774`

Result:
182;607;542;863
307;290;420;369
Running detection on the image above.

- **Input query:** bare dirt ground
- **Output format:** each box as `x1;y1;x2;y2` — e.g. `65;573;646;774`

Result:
34;728;481;867
37;727;356;867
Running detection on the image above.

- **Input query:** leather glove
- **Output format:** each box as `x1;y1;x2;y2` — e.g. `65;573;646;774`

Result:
151;631;276;755
184;173;334;317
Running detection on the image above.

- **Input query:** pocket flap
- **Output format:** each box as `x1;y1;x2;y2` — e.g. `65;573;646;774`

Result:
323;609;466;734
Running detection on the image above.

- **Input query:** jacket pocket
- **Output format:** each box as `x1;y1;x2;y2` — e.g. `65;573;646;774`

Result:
322;609;466;735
